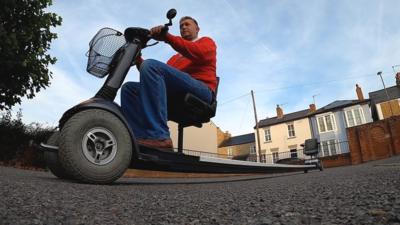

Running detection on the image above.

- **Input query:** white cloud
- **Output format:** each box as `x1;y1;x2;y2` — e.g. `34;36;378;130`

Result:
19;66;93;126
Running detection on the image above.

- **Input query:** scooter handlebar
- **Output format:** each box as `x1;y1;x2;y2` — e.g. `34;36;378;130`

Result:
124;27;151;44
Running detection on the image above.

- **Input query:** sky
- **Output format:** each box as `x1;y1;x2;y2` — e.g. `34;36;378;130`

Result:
14;0;400;136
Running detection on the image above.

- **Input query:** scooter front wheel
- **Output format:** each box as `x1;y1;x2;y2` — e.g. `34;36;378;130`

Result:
58;109;132;184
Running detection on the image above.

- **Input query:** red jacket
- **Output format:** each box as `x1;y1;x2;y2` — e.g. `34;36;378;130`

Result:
165;33;217;92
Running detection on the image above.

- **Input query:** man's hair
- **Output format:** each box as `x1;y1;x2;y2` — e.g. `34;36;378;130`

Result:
179;16;199;27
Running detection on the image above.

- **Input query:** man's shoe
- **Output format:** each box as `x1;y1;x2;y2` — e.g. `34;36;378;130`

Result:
137;138;174;151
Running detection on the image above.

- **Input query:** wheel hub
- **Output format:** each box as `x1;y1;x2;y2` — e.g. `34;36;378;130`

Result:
82;127;117;165
95;142;103;151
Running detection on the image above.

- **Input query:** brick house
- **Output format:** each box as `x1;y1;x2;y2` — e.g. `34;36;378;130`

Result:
255;105;315;163
308;84;372;157
217;132;256;161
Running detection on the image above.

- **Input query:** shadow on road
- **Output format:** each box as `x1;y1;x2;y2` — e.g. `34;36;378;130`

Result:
39;170;319;186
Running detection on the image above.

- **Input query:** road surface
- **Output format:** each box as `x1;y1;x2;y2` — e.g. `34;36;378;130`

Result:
1;156;400;225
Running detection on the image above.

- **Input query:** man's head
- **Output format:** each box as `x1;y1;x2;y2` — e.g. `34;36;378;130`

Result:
179;16;200;41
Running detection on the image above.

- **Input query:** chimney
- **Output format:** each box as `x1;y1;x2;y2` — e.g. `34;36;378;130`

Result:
216;128;231;146
276;104;284;118
309;103;316;113
396;72;400;86
356;84;364;101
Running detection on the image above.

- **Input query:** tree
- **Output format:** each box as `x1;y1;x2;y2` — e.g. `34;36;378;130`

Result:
0;0;62;110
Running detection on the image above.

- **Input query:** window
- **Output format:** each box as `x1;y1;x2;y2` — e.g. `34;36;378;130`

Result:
290;149;298;159
317;117;326;132
260;154;266;163
320;140;337;156
330;141;337;155
346;111;355;127
322;141;329;156
287;123;296;138
272;152;279;163
317;114;336;133
264;128;271;142
325;115;334;130
345;108;365;127
227;147;233;156
249;144;256;154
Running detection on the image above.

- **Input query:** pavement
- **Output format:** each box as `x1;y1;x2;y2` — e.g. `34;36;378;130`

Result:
1;155;400;225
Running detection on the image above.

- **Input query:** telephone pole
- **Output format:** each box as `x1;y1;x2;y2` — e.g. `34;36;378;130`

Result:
251;90;262;162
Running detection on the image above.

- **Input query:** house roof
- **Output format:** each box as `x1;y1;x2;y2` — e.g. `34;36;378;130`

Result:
256;99;371;128
369;85;400;104
256;109;311;128
220;133;255;147
310;99;370;115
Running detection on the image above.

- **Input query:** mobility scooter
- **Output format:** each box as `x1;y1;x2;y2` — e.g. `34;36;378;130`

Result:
41;9;318;184
302;138;324;173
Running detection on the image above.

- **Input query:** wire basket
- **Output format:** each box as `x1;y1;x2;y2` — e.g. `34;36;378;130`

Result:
86;28;126;78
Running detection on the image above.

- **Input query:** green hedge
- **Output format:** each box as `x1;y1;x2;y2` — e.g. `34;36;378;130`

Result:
0;109;55;168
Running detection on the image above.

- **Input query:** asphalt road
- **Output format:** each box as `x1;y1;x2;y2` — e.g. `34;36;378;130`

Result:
1;156;400;225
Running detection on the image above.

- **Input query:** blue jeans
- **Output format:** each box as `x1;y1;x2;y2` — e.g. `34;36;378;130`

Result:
121;59;213;140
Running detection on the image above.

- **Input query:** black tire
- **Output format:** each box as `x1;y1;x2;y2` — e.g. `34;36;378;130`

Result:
44;131;72;179
304;169;308;173
59;109;132;184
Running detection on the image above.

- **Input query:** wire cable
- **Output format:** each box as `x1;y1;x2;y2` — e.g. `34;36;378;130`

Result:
219;69;395;106
255;71;391;94
219;92;251;106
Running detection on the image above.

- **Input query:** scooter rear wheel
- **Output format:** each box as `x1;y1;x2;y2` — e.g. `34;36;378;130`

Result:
318;161;324;171
44;131;72;179
59;109;132;184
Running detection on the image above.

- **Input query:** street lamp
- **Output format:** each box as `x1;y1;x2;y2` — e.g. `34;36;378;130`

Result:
377;71;393;117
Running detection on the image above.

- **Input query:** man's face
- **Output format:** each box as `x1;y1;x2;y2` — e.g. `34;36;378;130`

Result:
179;19;199;41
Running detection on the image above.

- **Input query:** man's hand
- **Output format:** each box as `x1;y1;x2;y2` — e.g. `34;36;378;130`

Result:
150;25;167;41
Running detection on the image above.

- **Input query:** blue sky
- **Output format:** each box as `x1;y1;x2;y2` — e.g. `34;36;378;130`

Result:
16;0;400;136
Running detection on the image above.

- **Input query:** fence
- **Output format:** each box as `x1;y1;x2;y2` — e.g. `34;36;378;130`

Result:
178;140;350;164
347;115;400;164
255;140;350;164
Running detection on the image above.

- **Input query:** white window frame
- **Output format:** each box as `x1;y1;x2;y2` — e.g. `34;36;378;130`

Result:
320;139;338;156
249;144;256;154
227;147;233;156
264;128;272;142
344;107;366;127
316;113;337;133
260;154;266;163
287;123;296;138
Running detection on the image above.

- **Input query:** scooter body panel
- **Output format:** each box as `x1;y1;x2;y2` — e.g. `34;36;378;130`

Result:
134;146;318;173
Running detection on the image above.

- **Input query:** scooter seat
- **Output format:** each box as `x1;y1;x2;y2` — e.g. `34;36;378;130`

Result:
168;77;219;127
168;93;216;127
303;138;319;156
167;77;219;153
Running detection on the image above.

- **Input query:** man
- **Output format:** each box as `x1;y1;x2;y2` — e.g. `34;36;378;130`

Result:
121;16;217;150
